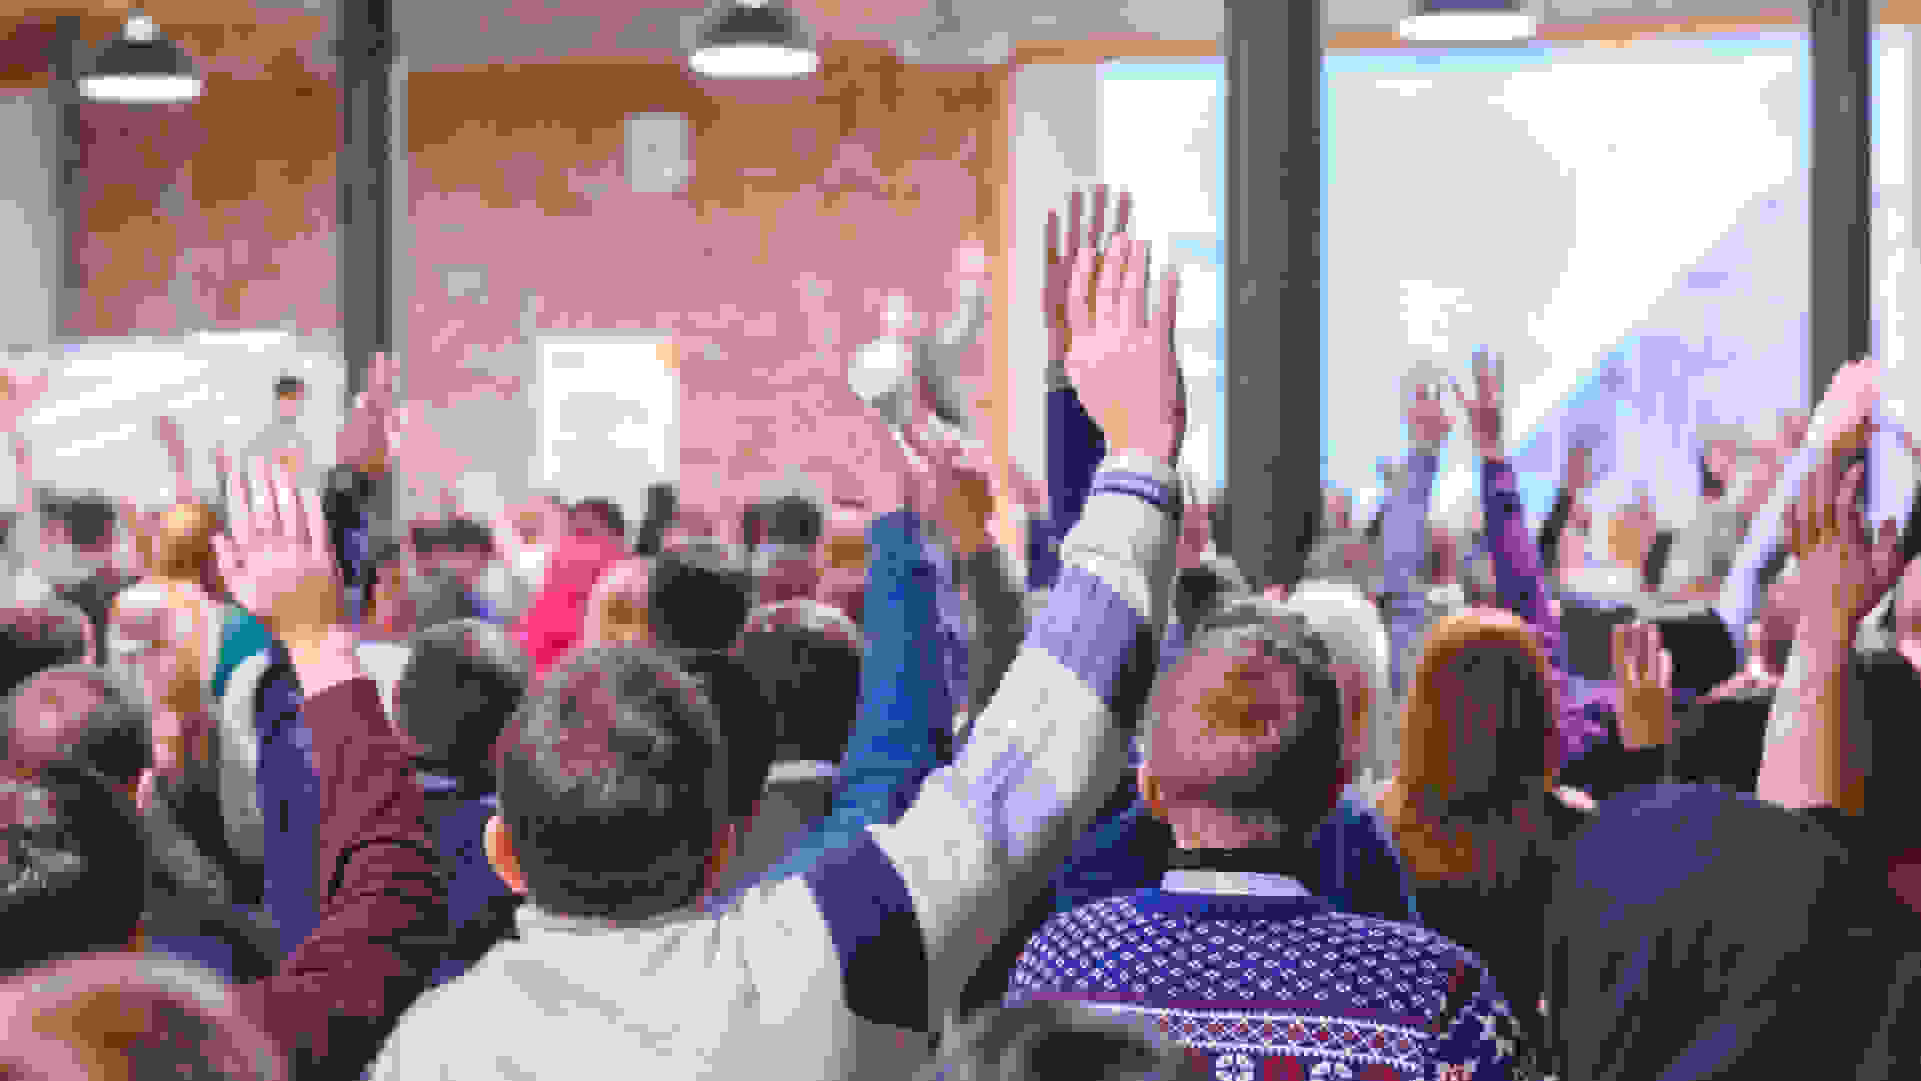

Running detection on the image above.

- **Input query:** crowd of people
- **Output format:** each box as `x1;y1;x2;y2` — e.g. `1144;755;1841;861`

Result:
0;184;1916;1080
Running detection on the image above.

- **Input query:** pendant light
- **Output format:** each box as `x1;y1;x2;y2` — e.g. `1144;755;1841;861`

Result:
689;0;819;79
1398;1;1537;44
78;12;202;104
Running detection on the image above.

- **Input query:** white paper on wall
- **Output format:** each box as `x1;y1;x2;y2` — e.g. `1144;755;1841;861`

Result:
626;112;690;195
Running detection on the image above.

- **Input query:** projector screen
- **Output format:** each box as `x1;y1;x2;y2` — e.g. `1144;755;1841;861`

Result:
537;332;679;531
5;334;343;508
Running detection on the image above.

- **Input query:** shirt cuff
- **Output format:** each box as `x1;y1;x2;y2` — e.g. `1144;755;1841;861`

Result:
1089;454;1180;512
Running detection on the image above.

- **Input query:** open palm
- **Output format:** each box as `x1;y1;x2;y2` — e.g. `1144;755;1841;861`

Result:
1063;231;1183;465
211;458;343;647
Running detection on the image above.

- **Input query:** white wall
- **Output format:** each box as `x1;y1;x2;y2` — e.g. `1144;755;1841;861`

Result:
0;92;58;352
1010;63;1101;489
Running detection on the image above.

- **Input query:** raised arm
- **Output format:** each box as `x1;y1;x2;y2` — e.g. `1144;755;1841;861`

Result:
215;458;448;1074
1038;187;1131;590
1757;451;1884;814
1721;363;1879;661
815;228;1183;1029
1382;381;1450;694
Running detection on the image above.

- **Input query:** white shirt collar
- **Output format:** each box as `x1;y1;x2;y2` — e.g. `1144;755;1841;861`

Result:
1159;869;1312;899
764;760;838;786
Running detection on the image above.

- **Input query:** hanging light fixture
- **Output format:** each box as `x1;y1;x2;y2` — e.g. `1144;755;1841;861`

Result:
1398;1;1537;44
689;0;819;79
78;12;202;104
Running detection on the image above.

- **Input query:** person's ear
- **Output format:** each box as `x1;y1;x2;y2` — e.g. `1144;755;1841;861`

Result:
484;815;529;895
1138;767;1168;823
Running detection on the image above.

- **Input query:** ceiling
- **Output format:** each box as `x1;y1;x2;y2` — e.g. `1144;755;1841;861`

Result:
0;1;1814;77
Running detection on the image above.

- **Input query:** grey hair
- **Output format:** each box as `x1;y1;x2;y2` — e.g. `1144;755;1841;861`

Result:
1281;579;1397;786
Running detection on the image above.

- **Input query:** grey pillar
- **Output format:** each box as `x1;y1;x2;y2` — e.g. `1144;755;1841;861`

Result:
48;16;81;342
338;0;393;406
1809;0;1872;399
1224;0;1321;590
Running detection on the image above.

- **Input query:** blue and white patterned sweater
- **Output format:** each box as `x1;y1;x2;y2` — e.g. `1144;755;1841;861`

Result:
1008;873;1534;1081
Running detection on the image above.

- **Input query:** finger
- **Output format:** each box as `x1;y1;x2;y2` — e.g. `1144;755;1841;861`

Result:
300;485;328;565
1135;239;1153;323
1122;238;1149;329
249;458;281;542
1157;268;1180;350
1097;232;1129;326
1068;243;1097;339
1611;624;1628;683
1838;460;1867;541
1066;189;1085;258
1089;184;1108;249
225;459;255;553
1114;189;1133;237
1045;210;1060;270
1657;648;1674;691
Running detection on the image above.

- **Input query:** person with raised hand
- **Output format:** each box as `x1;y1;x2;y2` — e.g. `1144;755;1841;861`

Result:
1757;451;1884;814
1452;347;1602;762
1380;377;1453;697
370;226;1183;1081
1034;185;1132;592
208;457;448;1078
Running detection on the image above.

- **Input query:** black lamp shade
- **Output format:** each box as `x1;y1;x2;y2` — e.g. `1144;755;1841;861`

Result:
79;21;201;104
690;2;818;79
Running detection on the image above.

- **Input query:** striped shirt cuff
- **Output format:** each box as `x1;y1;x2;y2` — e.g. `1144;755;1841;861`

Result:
1088;454;1179;513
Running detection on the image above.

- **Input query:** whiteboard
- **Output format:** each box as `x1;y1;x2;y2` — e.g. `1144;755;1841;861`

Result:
536;332;678;529
7;333;344;508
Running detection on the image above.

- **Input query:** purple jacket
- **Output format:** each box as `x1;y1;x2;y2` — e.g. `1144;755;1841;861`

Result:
1481;460;1608;761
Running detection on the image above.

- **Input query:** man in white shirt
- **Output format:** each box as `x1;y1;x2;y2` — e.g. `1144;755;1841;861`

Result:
240;376;316;487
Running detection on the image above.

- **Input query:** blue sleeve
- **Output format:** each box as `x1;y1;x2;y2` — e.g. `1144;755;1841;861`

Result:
1382;452;1440;694
1025;513;1061;592
1046;385;1106;560
739;511;944;890
255;645;321;957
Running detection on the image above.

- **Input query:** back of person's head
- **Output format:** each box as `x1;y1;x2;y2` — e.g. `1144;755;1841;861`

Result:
669;650;774;823
0;605;93;704
1280;580;1394;782
1172;564;1235;633
571;498;625;542
411;571;478;632
139;502;218;584
2;666;148;790
647;543;753;652
57;498;115;554
1389;608;1558;882
0;952;283;1081
497;646;726;923
1141;597;1344;849
0;764;148;975
634;485;678;558
918;1000;1205;1081
735;601;864;766
1301;529;1380;594
395;620;527;785
763;495;824;550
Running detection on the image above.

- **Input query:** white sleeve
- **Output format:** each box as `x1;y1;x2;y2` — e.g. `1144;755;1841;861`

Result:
792;453;1178;1033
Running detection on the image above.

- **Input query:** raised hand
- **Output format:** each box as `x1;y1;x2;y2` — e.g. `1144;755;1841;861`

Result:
1407;381;1453;452
1063;230;1183;465
1451;347;1506;461
1809;356;1878;453
1612;621;1674;750
1045;186;1133;371
210;458;343;654
1786;455;1881;643
1005;464;1047;517
1565;442;1595;494
0;367;49;433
